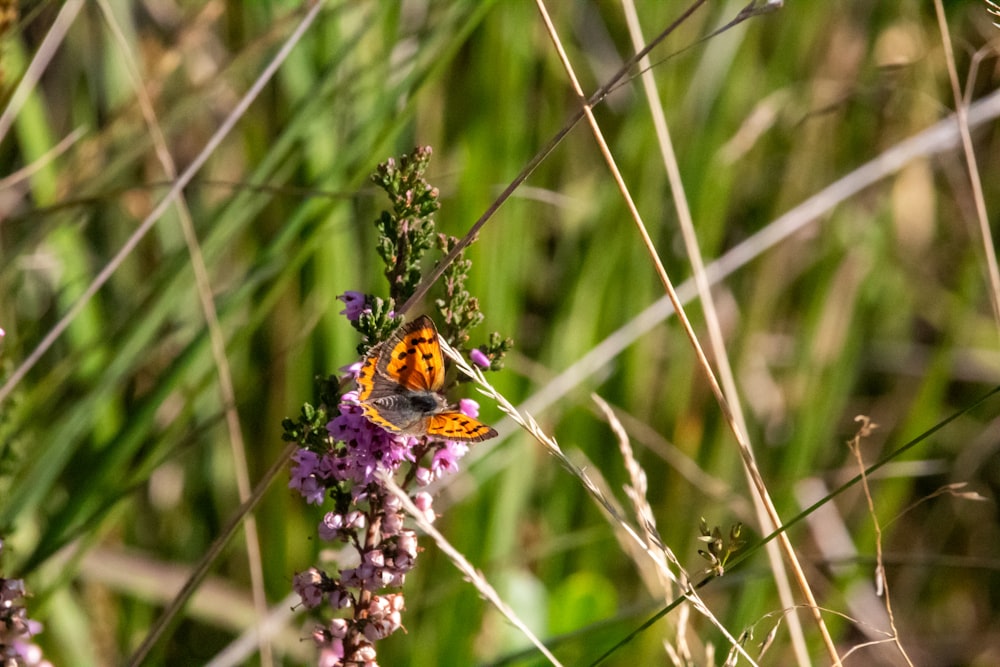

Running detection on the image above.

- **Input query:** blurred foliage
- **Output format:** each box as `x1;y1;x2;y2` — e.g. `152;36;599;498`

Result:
0;1;999;665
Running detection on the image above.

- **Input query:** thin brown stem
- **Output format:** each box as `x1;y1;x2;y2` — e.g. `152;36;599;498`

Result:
934;0;1000;337
396;0;710;317
534;1;842;664
96;2;272;663
846;417;914;666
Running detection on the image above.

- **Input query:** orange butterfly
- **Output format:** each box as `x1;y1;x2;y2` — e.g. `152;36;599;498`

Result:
356;315;498;442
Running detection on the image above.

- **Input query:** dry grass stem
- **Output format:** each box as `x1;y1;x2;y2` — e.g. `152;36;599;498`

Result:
0;0;83;144
441;338;756;664
534;0;841;663
988;1;1000;28
127;442;299;666
397;1;709;319
96;2;271;662
494;88;1000;435
0;126;85;192
0;0;326;407
887;483;989;529
116;3;326;661
592;395;696;664
619;1;810;663
378;473;563;666
934;0;1000;336
440;338;673;580
592;394;677;598
590;402;748;519
846;416;914;666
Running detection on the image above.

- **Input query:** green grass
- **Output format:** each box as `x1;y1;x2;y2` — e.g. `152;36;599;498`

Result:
1;1;999;665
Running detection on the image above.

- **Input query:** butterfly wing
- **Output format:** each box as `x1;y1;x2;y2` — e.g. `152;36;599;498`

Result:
357;316;495;440
425;411;498;442
357;316;445;433
359;402;405;433
377;315;445;393
356;344;383;403
355;349;399;431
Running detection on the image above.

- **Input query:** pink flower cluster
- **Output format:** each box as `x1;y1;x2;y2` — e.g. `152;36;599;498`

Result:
1;548;51;667
310;593;404;667
290;392;482;503
289;351;483;666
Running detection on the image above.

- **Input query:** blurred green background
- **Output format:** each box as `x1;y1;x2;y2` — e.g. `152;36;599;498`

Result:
1;1;999;664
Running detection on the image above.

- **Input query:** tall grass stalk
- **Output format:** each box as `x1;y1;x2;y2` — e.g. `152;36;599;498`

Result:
1;2;998;664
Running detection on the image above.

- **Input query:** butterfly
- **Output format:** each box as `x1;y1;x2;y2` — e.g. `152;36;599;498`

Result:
355;315;498;442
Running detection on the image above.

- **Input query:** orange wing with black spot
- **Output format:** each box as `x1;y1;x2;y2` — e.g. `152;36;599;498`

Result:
425;412;498;442
355;346;382;403
355;315;497;442
356;316;441;402
377;315;445;393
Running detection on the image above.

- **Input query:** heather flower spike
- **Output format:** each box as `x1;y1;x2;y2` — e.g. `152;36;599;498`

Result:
283;147;512;666
0;541;51;667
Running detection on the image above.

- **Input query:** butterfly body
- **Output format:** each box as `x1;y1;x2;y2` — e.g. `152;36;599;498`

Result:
362;389;449;436
355;316;498;442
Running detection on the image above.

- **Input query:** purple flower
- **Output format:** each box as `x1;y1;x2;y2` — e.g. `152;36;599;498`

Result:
0;568;47;667
362;594;405;641
344;549;394;590
316;622;347;666
318;644;344;667
328;397;365;441
381;496;404;536
290;450;326;505
430;440;470;479
1;577;25;603
338;291;368;321
328;618;349;638
470;348;490;368
294;568;326;609
329;587;353;610
413;492;435;524
343;389;361;403
319;511;366;541
292;319;489;666
341;361;363;378
290;449;319;479
353;644;377;665
413;466;432;486
397;531;418;559
391;530;420;573
326;395;415;487
458;398;480;418
365;549;385;571
11;640;48;666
